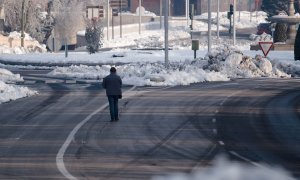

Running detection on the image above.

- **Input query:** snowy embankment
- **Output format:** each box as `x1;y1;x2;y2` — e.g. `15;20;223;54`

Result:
48;46;299;86
0;68;37;104
0;31;47;54
152;156;296;180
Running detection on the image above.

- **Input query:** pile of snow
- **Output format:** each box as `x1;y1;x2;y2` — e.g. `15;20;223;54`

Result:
205;46;290;78
0;31;47;54
249;32;273;44
152;156;296;180
0;68;23;83
8;31;35;41
0;68;37;104
0;44;46;54
48;46;294;86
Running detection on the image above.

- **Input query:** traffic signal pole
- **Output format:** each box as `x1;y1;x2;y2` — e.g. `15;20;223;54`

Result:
189;4;194;30
208;0;212;53
217;0;220;39
233;0;236;45
21;0;25;47
164;0;169;68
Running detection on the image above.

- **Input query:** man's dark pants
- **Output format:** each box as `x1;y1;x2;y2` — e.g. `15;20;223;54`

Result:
107;95;119;121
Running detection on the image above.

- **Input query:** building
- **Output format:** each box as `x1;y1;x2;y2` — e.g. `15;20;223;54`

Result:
0;3;5;32
129;0;262;16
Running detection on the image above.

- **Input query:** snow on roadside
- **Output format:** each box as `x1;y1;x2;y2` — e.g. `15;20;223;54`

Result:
0;68;23;83
0;68;37;104
48;46;293;86
0;31;47;54
151;156;296;180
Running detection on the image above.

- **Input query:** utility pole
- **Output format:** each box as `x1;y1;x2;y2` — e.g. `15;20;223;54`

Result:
164;0;169;68
107;0;109;40
21;0;25;47
160;0;162;29
233;0;236;45
119;0;122;38
217;0;220;39
139;0;141;34
186;0;189;27
208;0;212;53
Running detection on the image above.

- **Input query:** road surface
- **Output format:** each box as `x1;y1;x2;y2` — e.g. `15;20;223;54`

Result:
0;71;300;179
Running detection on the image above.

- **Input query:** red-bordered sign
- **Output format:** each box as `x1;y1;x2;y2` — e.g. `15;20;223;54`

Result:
258;42;274;57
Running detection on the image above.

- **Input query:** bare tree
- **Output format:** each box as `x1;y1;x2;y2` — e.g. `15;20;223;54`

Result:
3;0;48;42
52;0;85;47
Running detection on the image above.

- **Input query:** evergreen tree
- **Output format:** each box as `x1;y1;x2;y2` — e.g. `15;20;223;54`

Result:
261;0;288;17
85;18;103;54
274;23;288;42
294;25;300;60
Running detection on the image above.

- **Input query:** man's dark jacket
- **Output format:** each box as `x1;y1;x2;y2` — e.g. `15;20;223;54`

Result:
102;73;122;96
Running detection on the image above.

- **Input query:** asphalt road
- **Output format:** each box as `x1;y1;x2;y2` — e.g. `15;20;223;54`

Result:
1;72;300;179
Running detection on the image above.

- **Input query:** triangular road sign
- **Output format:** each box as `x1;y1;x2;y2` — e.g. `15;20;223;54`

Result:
258;42;274;57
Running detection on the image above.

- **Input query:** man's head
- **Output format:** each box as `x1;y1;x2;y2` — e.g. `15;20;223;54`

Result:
110;67;116;73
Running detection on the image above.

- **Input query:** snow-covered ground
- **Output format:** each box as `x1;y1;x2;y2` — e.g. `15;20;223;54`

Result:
0;68;37;104
0;31;47;54
152;156;296;180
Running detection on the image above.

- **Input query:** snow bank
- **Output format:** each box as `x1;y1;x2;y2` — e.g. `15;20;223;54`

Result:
48;46;293;86
205;46;290;79
0;81;37;104
0;68;37;104
0;32;47;54
152;156;296;180
0;68;23;83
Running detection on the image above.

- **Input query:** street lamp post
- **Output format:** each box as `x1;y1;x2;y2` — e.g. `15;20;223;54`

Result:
208;0;212;53
233;0;236;45
139;0;141;34
164;0;169;67
119;0;122;38
160;0;162;29
21;0;25;47
217;0;220;39
107;0;109;40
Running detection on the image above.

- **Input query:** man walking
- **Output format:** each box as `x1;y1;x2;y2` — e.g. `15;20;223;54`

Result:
102;67;122;122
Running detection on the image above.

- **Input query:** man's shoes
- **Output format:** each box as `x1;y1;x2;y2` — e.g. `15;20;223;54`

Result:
115;118;119;121
110;119;115;122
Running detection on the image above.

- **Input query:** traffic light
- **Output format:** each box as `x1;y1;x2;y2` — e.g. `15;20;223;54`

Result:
230;4;233;15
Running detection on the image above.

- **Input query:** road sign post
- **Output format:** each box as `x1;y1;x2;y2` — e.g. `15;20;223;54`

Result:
192;40;199;59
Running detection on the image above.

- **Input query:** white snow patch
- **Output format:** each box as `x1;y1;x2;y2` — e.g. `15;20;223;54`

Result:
152;156;296;180
0;68;37;104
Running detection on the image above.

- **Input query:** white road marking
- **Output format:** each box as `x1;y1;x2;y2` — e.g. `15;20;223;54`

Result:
218;141;225;146
56;86;136;180
213;129;218;134
212;118;216;123
229;151;265;168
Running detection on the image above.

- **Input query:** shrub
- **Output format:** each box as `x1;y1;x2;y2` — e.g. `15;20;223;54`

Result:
85;18;103;54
